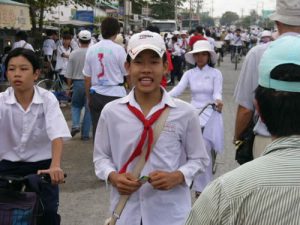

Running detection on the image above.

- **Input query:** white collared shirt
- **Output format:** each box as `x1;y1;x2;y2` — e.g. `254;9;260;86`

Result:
12;40;34;51
83;39;127;97
0;86;71;162
94;88;209;225
169;65;223;109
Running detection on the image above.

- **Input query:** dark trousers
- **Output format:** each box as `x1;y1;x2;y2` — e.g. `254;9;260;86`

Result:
171;55;183;84
0;159;60;225
89;92;121;138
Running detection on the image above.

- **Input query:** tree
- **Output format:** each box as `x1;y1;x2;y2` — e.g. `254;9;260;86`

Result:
220;11;239;26
200;13;214;27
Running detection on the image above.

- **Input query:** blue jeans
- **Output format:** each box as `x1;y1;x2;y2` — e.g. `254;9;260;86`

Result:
71;80;91;138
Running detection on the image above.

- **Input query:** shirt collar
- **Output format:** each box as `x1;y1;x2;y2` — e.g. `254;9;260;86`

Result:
4;86;44;105
263;135;300;155
196;64;209;72
120;87;177;110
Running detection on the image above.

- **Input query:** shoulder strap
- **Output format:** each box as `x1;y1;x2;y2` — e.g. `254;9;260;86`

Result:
22;42;27;48
109;107;170;225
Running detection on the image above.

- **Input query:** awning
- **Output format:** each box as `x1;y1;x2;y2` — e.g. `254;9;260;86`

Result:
53;20;94;27
0;0;32;30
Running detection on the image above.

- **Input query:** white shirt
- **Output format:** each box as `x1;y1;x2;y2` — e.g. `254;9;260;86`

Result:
169;65;223;109
234;42;271;136
55;45;72;75
233;34;243;46
12;40;34;51
42;38;57;56
83;39;127;97
0;86;71;162
94;88;209;225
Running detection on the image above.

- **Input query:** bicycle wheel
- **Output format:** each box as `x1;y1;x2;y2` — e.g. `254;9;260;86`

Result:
234;55;238;70
36;79;56;91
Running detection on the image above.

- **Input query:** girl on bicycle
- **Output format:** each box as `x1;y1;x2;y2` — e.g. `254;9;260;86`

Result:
0;48;71;225
169;40;224;197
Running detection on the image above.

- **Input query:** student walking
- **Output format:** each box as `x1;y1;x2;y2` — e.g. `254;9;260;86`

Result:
65;30;92;140
0;48;71;225
83;17;128;138
93;31;209;225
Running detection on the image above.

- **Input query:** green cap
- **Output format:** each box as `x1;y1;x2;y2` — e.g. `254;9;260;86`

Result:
259;35;300;92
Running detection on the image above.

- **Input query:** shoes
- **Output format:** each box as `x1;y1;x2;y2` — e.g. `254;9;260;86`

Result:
71;127;80;137
81;136;90;141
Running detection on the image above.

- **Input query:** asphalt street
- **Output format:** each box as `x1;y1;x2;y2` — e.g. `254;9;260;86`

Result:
58;54;242;225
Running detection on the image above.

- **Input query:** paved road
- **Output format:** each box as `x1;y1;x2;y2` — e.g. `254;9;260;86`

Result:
59;54;243;225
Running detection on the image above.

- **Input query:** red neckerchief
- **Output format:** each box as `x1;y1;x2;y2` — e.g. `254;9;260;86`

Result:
119;104;167;174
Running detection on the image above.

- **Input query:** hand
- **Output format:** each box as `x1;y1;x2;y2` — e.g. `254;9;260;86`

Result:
148;170;184;190
38;166;65;185
66;89;72;97
109;172;142;195
215;100;223;113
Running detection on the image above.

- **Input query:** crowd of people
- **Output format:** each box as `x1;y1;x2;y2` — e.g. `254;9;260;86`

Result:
1;0;300;224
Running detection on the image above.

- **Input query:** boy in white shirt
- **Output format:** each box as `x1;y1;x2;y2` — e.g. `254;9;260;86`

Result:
0;48;71;225
93;31;209;225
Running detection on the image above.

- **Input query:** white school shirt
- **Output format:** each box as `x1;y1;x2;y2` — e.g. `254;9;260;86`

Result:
0;86;71;162
42;38;57;56
169;65;222;109
94;88;209;225
83;39;127;97
12;40;34;51
55;45;72;75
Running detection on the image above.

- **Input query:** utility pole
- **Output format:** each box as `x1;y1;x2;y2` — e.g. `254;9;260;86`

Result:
189;0;192;31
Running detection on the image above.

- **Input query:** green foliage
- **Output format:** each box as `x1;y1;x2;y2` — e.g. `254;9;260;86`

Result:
200;13;214;27
220;11;239;26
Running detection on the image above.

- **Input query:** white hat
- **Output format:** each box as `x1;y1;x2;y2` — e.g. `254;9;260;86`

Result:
114;33;124;47
127;31;166;59
78;30;91;41
261;30;272;37
173;31;180;35
269;0;300;26
185;40;217;65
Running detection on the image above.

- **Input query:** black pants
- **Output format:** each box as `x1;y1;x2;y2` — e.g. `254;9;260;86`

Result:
0;159;60;225
89;92;121;138
171;55;183;84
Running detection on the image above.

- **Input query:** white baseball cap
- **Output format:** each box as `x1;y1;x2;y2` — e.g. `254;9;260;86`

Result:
185;40;217;65
78;30;91;41
127;31;166;59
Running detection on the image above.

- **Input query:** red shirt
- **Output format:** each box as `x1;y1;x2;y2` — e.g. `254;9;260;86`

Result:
189;35;207;49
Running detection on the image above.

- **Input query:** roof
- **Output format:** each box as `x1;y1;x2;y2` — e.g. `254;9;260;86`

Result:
53;20;94;27
0;0;29;7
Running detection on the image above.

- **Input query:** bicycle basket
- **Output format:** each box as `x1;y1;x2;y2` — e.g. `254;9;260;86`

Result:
0;190;38;225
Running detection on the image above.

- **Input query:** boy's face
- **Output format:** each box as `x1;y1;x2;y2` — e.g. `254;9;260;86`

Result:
125;49;168;94
7;56;39;93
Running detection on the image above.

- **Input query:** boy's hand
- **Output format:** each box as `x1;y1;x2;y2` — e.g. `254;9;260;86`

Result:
38;166;65;185
148;170;184;190
109;172;142;195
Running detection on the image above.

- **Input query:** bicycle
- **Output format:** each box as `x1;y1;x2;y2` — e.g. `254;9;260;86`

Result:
0;174;52;225
37;69;71;103
231;46;243;71
198;103;219;174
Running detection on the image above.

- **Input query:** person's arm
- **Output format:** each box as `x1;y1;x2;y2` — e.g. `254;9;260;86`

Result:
37;138;65;185
84;76;91;104
234;105;254;142
213;70;223;112
168;71;190;97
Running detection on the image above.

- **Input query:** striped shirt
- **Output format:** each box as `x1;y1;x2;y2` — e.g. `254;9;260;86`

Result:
185;136;300;225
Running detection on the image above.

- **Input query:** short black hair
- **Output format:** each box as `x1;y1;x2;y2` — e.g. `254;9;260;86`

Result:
15;31;27;41
146;25;160;34
5;48;40;72
195;26;203;34
101;17;120;39
79;39;91;45
255;63;300;136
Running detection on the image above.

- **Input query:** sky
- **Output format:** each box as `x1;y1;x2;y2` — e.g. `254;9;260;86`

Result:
199;0;276;17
